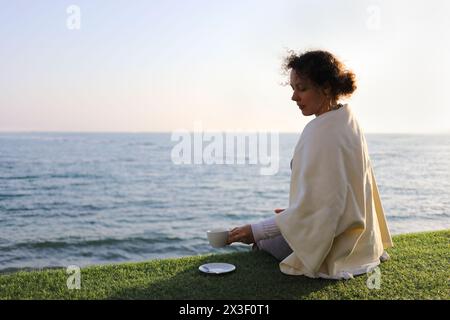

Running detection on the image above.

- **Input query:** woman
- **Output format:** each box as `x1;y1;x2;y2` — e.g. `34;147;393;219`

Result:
227;50;393;279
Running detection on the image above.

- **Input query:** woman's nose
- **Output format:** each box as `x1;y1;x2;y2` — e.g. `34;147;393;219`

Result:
291;93;298;102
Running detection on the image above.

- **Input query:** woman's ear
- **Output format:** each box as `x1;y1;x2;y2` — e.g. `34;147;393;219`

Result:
322;84;332;98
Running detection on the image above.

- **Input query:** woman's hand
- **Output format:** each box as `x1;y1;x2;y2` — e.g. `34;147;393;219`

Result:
227;224;255;245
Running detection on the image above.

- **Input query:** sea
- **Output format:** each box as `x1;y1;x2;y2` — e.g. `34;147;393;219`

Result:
0;132;449;273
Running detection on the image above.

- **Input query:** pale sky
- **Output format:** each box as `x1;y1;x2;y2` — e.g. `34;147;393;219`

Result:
1;0;449;133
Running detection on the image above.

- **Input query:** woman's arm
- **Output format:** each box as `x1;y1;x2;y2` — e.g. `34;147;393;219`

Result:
251;216;281;242
227;209;285;244
227;224;255;244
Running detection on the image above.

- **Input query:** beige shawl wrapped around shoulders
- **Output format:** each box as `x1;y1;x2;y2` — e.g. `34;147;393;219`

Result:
275;104;393;278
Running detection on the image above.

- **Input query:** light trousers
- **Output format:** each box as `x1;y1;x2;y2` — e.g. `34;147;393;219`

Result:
255;234;293;261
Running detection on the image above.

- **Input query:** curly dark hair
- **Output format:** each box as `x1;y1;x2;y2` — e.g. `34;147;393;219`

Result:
284;50;357;100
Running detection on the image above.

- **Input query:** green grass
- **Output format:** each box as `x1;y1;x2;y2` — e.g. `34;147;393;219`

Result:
0;230;449;299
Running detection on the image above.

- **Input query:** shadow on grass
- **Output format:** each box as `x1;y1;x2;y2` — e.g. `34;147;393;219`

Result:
107;251;335;299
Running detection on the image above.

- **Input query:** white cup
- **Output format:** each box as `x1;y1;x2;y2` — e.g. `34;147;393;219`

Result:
207;228;229;248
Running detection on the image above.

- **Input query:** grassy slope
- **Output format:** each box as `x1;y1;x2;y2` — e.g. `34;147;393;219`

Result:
0;230;448;300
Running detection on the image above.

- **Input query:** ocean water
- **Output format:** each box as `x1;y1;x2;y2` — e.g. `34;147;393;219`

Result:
0;132;449;272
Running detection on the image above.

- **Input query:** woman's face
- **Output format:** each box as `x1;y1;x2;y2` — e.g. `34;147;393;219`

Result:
289;70;331;117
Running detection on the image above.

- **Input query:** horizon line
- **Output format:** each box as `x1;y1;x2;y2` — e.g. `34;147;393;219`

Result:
1;130;449;135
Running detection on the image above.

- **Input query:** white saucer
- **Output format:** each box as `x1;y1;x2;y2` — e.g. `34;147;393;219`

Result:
199;263;236;274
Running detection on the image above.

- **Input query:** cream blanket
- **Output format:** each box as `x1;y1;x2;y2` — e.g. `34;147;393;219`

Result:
275;104;393;278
